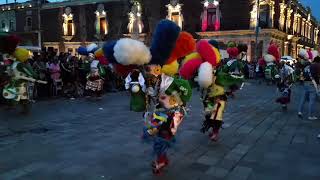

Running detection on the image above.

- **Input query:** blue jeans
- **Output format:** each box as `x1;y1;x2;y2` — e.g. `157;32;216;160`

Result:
298;83;317;117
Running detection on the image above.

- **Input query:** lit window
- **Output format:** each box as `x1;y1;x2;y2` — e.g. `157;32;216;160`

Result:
201;0;221;31
99;17;107;35
166;0;184;29
62;7;75;36
128;1;144;34
95;4;108;36
67;20;73;36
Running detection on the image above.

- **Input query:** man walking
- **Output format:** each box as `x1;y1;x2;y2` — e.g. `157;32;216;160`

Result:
298;56;320;120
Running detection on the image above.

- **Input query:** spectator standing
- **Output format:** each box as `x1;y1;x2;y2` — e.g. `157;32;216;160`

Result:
298;56;320;120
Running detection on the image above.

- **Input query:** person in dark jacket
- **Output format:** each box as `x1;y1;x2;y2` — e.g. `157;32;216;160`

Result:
298;56;320;120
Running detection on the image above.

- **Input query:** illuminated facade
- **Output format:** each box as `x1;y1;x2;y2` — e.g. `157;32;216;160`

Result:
201;0;221;31
166;0;184;29
197;0;320;61
0;0;318;57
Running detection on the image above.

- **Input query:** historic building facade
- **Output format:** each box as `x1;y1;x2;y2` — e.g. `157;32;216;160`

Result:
196;0;320;61
0;0;42;48
1;0;319;58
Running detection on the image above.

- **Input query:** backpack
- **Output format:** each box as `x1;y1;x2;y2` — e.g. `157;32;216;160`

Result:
303;65;312;81
265;65;276;80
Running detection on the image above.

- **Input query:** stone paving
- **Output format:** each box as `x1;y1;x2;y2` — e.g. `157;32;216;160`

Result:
0;81;320;180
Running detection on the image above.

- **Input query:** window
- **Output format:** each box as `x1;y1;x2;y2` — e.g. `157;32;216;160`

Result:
62;7;75;37
259;5;269;28
26;17;32;27
9;20;14;31
1;20;5;29
201;1;220;32
207;8;217;31
171;12;180;26
99;17;107;35
95;4;108;36
67;20;73;36
166;2;183;29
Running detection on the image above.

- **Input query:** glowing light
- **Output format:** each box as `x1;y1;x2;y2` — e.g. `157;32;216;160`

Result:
204;1;209;7
137;12;141;17
166;2;183;29
102;11;106;15
213;0;219;6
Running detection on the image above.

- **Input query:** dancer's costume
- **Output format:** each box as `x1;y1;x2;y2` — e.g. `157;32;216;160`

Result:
1;34;47;113
85;59;105;97
276;62;294;106
140;20;196;175
77;44;106;98
1;34;46;113
144;74;192;174
262;43;281;84
216;42;245;97
125;69;146;112
179;40;247;141
100;20;195;175
144;65;162;112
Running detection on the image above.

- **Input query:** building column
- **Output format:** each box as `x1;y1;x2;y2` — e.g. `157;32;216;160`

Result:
58;7;65;52
247;40;252;62
284;41;289;56
291;41;297;59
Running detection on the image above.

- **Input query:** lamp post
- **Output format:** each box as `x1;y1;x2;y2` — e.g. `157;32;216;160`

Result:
254;0;260;63
37;0;42;51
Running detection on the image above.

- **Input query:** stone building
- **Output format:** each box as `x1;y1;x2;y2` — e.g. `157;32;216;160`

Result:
1;0;319;58
196;0;320;61
0;0;44;48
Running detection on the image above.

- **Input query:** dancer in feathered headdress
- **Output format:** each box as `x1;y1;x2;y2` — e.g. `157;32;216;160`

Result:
272;43;294;110
111;38;151;111
140;20;194;175
263;42;280;85
179;39;247;141
1;33;47;114
78;43;107;99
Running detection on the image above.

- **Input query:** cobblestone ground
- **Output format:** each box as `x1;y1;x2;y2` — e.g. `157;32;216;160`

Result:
0;81;320;180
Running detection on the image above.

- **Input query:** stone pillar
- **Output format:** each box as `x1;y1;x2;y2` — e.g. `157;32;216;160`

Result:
284;41;289;56
291;41;297;58
247;40;252;62
58;7;65;53
79;6;87;44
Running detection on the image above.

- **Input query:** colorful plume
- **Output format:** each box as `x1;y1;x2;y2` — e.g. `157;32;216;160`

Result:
166;31;196;64
150;20;181;65
179;58;203;80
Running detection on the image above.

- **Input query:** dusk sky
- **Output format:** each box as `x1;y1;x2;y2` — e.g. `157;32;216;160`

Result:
0;0;319;20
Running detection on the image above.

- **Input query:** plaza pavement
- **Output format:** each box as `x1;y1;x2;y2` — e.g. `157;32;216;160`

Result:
0;81;320;180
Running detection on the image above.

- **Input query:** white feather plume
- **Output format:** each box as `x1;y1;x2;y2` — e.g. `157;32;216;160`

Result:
263;54;275;63
198;62;213;88
87;43;98;52
113;38;151;65
298;49;308;59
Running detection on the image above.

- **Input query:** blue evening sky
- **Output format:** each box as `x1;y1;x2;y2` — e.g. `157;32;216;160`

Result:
0;0;319;20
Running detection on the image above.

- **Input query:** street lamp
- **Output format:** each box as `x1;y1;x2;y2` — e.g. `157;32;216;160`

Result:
254;0;260;63
37;0;42;51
